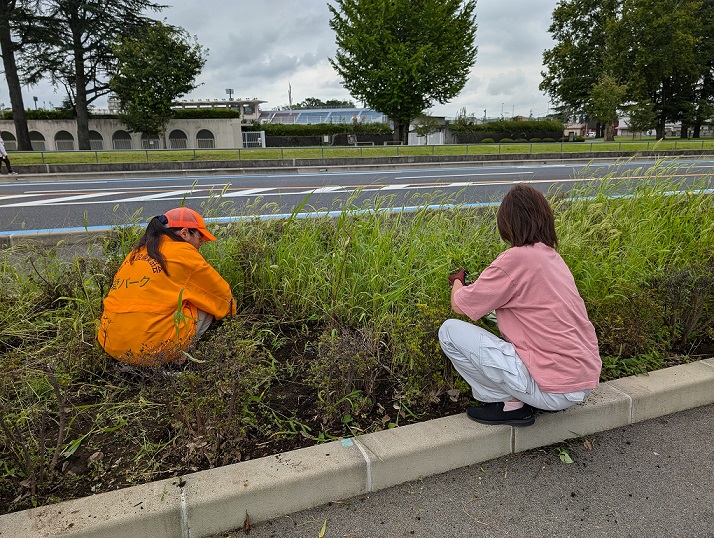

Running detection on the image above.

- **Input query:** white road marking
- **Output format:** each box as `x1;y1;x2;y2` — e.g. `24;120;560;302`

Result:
378;185;411;190
0;192;123;208
0;193;51;201
394;172;532;180
0;175;625;208
25;183;231;194
299;186;347;194
221;187;277;197
116;190;199;202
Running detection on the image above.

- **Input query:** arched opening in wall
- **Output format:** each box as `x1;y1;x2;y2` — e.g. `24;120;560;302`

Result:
1;131;17;151
196;129;215;149
29;131;46;151
112;130;132;150
168;129;188;149
141;133;161;149
55;130;75;151
89;130;104;150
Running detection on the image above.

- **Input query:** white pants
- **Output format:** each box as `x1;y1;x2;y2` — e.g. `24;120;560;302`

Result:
195;309;214;338
439;319;590;411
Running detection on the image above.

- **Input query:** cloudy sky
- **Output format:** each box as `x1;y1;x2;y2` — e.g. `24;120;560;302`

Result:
19;0;560;119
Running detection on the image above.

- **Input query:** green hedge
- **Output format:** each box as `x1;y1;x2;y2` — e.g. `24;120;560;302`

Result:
172;108;241;119
449;119;564;134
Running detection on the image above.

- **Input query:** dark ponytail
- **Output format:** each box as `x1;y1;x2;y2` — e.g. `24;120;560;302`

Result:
129;215;183;275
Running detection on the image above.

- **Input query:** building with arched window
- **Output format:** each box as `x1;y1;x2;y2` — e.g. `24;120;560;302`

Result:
0;118;244;150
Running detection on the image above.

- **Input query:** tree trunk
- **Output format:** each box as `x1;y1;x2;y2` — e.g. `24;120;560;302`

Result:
604;122;615;142
0;13;31;150
693;123;701;138
680;125;689;139
392;119;401;143
394;122;409;145
655;115;666;140
73;32;90;150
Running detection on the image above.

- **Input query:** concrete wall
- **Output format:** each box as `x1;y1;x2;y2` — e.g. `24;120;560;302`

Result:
0;118;243;151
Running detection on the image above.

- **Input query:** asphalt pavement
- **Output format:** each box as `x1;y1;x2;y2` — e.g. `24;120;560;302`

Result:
236;403;714;538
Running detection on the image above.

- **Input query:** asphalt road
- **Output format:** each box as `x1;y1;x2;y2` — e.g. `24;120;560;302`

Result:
220;403;714;538
1;158;712;234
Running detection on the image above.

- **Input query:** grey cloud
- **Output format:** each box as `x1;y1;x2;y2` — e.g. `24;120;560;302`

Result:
21;0;560;116
487;71;528;97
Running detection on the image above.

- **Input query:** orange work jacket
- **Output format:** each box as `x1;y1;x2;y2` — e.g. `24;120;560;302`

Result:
97;237;236;365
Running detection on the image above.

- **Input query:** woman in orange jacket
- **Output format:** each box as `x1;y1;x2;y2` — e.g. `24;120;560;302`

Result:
98;207;236;366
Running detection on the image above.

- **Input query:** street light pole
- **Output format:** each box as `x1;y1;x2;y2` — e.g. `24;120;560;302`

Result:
225;88;234;101
33;96;38;109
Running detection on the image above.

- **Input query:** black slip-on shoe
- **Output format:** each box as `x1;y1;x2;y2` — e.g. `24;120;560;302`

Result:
466;402;535;427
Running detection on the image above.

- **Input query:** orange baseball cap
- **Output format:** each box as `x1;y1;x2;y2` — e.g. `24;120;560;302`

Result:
163;207;217;241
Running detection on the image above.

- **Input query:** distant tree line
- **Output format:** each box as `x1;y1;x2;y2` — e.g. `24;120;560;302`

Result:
540;0;714;140
277;97;356;110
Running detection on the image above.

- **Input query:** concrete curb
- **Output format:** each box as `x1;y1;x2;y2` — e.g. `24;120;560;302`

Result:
1;358;713;537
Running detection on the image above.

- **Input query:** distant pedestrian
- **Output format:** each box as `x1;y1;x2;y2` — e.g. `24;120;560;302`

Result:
439;184;602;427
0;135;17;175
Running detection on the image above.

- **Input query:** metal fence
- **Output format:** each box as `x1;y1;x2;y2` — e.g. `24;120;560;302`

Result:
11;138;714;165
169;137;188;149
242;131;265;148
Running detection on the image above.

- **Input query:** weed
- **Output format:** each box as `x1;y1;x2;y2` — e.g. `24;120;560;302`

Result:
1;171;712;513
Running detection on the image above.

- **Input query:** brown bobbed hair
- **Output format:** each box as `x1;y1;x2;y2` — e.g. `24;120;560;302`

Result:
496;184;558;248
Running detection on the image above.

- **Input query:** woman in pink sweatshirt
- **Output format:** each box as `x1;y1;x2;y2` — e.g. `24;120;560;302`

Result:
439;184;601;427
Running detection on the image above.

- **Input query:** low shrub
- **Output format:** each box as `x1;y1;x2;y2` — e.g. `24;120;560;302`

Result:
500;137;514;143
448;119;564;134
480;137;495;143
529;138;542;143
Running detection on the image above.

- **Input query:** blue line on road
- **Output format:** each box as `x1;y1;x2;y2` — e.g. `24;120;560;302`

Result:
3;188;712;239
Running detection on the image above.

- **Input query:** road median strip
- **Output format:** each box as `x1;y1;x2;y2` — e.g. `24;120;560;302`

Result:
2;358;713;538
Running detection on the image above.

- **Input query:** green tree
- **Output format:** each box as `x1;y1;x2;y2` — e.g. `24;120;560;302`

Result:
412;114;441;143
542;0;707;140
110;21;206;146
540;0;620;114
690;0;714;137
23;0;163;150
328;0;477;144
0;0;37;150
586;74;627;141
612;0;703;139
293;97;325;109
625;100;657;137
